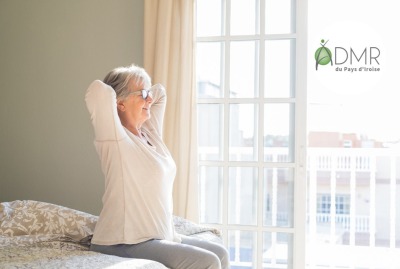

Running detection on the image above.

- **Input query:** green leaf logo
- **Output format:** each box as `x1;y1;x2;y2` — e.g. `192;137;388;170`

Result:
315;39;333;70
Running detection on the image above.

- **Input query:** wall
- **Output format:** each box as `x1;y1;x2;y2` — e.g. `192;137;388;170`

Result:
0;0;144;215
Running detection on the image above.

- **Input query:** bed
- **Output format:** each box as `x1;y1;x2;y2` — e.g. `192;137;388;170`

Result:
0;200;221;269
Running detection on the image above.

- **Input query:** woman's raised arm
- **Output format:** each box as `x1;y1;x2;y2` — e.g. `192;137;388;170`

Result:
85;80;127;141
143;83;167;137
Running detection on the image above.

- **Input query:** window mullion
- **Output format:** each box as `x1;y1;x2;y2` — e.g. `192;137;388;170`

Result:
222;1;230;245
257;0;265;267
293;0;307;268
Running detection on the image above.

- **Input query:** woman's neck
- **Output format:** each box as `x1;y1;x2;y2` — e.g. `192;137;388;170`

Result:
120;119;142;137
126;125;142;137
118;111;143;137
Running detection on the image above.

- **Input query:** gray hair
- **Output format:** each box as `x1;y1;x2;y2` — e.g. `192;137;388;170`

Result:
103;64;151;100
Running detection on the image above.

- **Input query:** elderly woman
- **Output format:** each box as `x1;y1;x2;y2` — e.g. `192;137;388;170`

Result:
85;64;229;269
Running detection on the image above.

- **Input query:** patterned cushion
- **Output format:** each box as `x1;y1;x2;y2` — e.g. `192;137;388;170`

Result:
0;200;97;242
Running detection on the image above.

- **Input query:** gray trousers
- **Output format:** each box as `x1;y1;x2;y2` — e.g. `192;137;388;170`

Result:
90;235;230;269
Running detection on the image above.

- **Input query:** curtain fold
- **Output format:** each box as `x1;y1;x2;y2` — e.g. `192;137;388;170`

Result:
144;0;198;222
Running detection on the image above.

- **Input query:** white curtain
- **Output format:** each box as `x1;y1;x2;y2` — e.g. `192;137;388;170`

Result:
144;0;198;222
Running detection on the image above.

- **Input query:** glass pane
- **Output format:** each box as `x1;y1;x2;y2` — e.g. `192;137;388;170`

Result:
229;230;257;269
264;168;294;227
197;42;223;98
228;167;257;225
230;41;258;98
264;103;294;162
198;104;223;161
265;0;294;34
230;0;258;35
199;166;223;224
230;104;258;161
196;0;222;36
265;40;295;98
263;232;293;268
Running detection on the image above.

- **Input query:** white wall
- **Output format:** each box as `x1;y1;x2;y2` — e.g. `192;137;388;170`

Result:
0;0;144;215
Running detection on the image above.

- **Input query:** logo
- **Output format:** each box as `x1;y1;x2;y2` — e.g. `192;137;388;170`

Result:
311;21;383;96
314;38;381;72
315;39;333;70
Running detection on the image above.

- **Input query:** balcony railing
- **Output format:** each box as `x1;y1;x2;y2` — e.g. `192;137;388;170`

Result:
314;213;370;233
199;146;400;268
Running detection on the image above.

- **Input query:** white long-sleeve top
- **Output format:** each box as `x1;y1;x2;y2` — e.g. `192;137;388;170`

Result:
85;80;177;245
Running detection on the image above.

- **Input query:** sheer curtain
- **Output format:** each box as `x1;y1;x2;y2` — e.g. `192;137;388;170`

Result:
143;0;198;221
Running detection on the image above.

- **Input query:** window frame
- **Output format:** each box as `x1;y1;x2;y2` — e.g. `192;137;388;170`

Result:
195;0;308;268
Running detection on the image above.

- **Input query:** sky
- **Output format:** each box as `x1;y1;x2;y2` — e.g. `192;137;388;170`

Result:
308;0;400;142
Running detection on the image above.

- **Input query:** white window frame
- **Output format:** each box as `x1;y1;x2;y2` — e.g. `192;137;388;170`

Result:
195;0;308;268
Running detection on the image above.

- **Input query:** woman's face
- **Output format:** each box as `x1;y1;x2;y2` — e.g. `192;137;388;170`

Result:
117;79;153;126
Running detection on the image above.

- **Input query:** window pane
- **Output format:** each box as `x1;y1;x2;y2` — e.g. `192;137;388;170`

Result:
196;0;222;36
264;168;294;227
230;104;258;161
228;167;257;225
230;41;258;98
264;103;294;162
199;166;223;224
198;104;223;161
265;0;294;34
263;232;293;268
265;40;295;98
229;230;257;269
197;42;223;98
230;0;258;35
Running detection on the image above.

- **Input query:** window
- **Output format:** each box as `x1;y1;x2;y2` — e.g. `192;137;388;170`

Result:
195;0;307;268
317;194;350;214
317;194;330;214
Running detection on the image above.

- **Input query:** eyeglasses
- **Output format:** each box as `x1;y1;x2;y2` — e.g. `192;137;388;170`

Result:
127;89;152;100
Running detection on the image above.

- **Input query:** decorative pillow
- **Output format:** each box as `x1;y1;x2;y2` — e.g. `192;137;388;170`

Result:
173;215;221;237
0;200;98;242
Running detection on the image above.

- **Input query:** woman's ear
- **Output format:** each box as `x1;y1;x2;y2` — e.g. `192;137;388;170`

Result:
117;99;126;112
